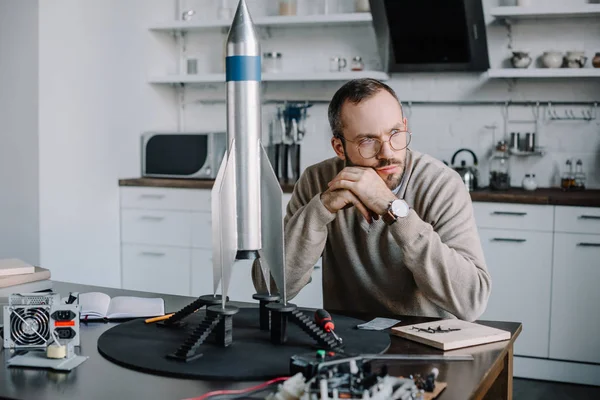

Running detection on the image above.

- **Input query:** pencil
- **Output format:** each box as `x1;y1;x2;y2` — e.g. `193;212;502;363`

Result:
145;313;174;324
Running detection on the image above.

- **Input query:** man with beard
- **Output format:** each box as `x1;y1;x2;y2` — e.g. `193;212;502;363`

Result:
252;78;491;322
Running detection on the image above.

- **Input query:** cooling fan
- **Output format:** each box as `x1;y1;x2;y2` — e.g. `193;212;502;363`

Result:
3;292;80;350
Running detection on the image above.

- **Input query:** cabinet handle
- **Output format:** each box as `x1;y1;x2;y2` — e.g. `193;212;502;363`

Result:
140;251;165;257
579;215;600;220
140;216;164;221
140;194;165;199
577;243;600;248
491;238;526;243
491;211;527;216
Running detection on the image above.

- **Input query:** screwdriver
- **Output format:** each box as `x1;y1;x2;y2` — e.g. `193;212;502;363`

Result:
314;309;343;344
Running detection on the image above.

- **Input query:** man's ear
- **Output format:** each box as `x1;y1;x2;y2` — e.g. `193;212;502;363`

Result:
331;136;346;161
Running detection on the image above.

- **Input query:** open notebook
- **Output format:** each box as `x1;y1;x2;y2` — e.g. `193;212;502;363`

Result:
78;292;165;321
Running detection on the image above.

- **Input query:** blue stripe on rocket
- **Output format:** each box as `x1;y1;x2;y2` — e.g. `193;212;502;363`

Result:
226;56;261;82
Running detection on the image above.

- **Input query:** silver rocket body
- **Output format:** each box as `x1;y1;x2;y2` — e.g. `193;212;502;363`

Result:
211;0;287;308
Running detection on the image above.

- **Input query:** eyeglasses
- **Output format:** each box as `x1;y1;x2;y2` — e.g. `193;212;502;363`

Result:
336;129;412;159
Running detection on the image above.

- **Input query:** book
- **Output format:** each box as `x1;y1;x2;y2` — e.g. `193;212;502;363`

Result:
0;279;53;298
390;319;511;351
0;259;35;277
78;292;165;321
0;267;51;288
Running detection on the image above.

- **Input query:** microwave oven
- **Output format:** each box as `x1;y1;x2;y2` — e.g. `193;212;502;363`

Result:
141;132;227;179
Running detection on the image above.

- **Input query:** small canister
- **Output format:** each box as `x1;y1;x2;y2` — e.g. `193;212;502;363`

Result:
525;132;535;152
263;52;282;73
510;132;520;151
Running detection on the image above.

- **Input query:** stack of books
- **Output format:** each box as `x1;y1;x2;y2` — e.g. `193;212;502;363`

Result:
0;258;52;298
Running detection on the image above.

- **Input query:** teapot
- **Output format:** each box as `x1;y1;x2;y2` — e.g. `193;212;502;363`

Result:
450;148;479;192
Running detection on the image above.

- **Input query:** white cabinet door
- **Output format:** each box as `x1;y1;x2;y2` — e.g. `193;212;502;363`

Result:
121;244;191;296
191;249;213;296
191;212;212;249
121;209;192;247
550;233;600;364
478;228;553;358
290;266;323;310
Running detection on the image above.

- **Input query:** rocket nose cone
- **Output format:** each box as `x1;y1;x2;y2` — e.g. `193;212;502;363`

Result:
226;0;259;57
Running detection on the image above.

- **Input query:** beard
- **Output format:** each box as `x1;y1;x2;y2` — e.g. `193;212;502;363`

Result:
344;147;405;190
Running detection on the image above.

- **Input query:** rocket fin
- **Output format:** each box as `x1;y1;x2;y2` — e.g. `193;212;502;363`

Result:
258;141;286;304
211;142;238;308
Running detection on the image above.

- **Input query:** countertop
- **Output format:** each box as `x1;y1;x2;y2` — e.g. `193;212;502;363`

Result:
119;178;600;207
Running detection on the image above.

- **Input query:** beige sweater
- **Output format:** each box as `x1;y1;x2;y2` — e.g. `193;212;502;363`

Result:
252;149;491;322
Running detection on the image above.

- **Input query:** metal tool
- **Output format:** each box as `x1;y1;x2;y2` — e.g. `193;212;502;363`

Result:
314;309;343;344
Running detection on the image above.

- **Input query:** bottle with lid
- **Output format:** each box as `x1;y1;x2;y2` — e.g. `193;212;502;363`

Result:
522;174;537;191
574;159;586;190
351;56;364;71
489;141;511;191
561;159;575;190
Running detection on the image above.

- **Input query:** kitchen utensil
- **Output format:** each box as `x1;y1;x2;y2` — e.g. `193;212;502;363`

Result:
330;57;347;72
565;51;587;68
511;51;532;68
450;148;479;192
542;51;563;68
522;174;537;191
593;53;600;68
489;141;511;191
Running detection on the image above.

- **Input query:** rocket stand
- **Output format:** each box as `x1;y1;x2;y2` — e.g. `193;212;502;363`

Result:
266;302;341;350
252;293;281;330
167;304;239;362
160;294;228;328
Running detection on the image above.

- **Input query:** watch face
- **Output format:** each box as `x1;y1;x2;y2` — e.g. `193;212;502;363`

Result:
391;200;409;217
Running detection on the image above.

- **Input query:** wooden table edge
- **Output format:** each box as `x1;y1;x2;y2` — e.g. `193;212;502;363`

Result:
470;323;523;400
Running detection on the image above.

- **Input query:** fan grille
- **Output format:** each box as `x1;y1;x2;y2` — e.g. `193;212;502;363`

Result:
10;307;51;346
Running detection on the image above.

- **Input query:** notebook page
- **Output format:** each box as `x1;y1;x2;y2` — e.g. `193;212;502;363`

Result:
106;296;165;319
79;292;111;319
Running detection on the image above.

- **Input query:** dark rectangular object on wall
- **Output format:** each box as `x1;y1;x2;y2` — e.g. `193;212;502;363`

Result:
370;0;490;72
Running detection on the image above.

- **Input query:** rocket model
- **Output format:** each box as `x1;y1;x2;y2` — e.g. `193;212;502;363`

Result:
211;0;286;308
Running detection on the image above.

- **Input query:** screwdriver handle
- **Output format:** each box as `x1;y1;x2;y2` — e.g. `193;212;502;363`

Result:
314;309;335;332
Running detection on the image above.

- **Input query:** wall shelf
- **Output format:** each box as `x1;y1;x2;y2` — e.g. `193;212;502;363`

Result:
490;5;600;19
148;70;390;84
149;13;373;32
487;68;600;78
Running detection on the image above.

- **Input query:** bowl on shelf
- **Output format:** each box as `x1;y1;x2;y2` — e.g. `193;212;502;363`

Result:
542;51;564;68
565;51;587;68
511;51;532;68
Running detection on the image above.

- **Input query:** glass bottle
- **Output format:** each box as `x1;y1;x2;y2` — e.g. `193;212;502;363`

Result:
351;56;364;71
561;159;574;191
574;159;586;190
279;0;297;16
489;141;511;191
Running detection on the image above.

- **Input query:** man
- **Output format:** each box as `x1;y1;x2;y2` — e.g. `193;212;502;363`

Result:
252;78;491;322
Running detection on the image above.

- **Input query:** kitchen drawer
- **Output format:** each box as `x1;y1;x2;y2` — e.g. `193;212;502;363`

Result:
555;206;600;235
120;187;211;212
191;249;214;296
473;202;554;232
121;209;192;247
121;244;191;296
191;212;212;249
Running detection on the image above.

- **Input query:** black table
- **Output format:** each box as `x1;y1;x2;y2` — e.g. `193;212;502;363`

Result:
1;282;521;400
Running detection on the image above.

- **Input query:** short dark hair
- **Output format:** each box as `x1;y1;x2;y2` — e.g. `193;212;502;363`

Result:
328;78;402;138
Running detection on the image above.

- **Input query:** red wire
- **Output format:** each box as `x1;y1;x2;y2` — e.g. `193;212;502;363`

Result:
185;376;290;400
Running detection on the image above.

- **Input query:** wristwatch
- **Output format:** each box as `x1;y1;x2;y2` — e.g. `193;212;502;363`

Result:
382;199;410;225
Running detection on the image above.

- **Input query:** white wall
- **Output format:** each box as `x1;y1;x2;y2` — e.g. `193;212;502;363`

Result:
38;0;177;287
0;0;40;265
32;0;600;289
178;0;600;189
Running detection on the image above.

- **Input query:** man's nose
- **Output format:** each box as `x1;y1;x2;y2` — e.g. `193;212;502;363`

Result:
378;139;395;159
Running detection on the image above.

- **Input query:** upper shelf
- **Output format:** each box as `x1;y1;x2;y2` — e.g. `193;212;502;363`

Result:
487;68;600;78
148;70;390;84
490;4;600;19
149;13;373;32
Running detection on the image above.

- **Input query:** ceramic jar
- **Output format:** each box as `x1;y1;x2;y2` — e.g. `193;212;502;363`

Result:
565;51;587;68
592;52;600;68
511;51;532;68
355;0;370;12
542;51;563;68
522;174;538;191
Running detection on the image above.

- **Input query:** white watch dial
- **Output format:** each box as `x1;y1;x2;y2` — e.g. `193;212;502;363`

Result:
391;200;409;217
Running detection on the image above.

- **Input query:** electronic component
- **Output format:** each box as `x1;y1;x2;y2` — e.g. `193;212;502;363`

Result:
3;292;81;350
287;351;447;399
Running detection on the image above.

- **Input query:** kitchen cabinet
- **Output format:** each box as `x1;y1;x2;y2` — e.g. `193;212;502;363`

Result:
119;187;323;308
549;206;600;364
475;202;554;358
